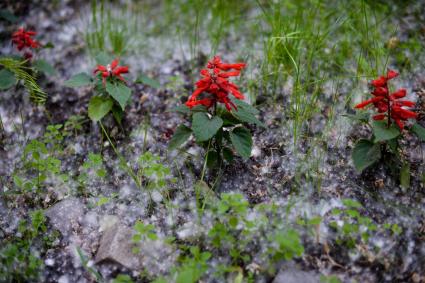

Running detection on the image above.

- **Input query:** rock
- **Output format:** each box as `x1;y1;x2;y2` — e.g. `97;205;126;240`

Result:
273;263;319;283
45;197;85;237
99;215;119;232
95;223;143;271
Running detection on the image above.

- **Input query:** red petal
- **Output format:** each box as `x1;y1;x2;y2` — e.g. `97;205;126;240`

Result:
218;71;240;78
390;89;406;99
97;65;107;72
386;69;398;80
399;109;418;119
113;66;129;75
200;69;210;77
355;97;381;109
394;119;404;130
372;114;386;120
371;87;388;96
398;100;415;107
110;59;119;70
217;62;246;71
188;87;207;100
371;76;387;88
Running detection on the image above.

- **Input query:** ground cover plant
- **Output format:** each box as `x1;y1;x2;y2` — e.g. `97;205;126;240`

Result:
0;1;424;283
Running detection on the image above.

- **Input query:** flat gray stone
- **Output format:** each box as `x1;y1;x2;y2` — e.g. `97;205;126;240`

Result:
95;223;143;271
273;264;319;283
45;197;85;237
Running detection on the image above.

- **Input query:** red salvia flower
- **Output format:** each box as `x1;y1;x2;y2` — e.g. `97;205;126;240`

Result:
355;69;417;130
93;58;129;86
11;27;40;59
186;56;246;111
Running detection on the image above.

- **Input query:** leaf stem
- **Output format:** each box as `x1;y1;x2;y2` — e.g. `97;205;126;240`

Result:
99;121;141;188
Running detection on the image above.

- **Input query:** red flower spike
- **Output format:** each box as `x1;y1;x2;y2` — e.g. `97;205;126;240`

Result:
11;27;40;59
93;58;129;86
185;55;246;112
355;69;417;130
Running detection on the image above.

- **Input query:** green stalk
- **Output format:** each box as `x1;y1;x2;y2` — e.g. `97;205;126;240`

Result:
99;121;141;188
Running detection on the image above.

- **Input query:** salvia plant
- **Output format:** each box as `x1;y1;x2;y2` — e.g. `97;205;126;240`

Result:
64;53;159;125
351;69;425;186
0;27;55;104
64;55;132;124
169;56;264;169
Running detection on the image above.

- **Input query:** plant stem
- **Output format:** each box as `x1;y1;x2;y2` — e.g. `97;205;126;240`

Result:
99;121;141;188
387;92;391;128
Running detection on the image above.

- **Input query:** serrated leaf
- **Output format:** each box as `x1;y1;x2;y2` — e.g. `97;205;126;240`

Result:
191;105;208;112
88;96;113;122
232;107;265;127
411;123;425;141
33;59;56;76
106;81;131;110
230;126;252;159
192;112;223;142
232;98;259;114
135;73;161;88
400;163;410;189
64;72;92;87
352;139;381;172
0;69;16;90
230;99;264;127
372;120;400;142
169;125;192;150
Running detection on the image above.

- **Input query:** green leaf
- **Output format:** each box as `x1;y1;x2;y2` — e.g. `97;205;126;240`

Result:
135;73;161;89
342;199;362;209
42;42;55;49
222;147;234;162
192;112;223;142
33;59;56;76
206;150;219;168
411;123;425;141
111;104;124;125
343;112;369;123
169;125;192;150
230;126;252;159
352;139;381;172
0;68;16;90
88;96;113;122
64;72;92;87
106;81;132;110
231;99;264;127
400;163;410;189
232;98;259;114
372;120;400;142
95;52;113;65
0;9;18;23
170;104;191;114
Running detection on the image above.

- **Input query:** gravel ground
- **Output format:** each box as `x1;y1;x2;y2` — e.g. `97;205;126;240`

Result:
0;1;424;282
